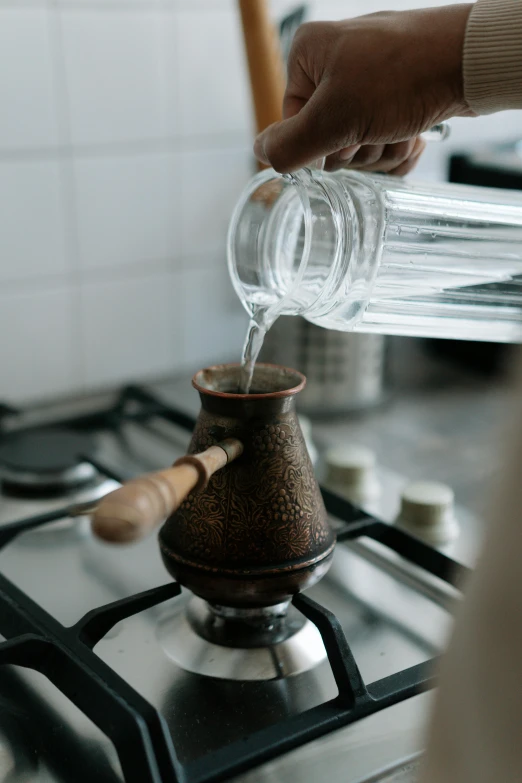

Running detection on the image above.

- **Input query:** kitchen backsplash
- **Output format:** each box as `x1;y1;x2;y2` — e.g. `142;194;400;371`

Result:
2;0;521;403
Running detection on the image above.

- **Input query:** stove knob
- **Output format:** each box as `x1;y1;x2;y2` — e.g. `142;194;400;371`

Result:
324;444;380;505
396;480;459;545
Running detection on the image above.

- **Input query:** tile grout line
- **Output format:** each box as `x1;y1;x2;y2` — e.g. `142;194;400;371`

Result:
2;1;235;11
166;8;190;369
0;257;189;297
49;1;231;11
0;133;252;162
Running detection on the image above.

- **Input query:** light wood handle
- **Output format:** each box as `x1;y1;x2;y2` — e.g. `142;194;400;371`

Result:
91;439;243;544
238;0;285;164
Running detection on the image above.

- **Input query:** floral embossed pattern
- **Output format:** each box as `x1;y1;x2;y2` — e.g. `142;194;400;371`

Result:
161;401;334;573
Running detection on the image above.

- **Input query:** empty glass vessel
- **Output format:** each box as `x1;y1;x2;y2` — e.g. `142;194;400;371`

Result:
227;168;522;343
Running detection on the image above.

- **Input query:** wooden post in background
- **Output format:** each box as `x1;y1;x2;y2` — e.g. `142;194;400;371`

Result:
238;0;286;169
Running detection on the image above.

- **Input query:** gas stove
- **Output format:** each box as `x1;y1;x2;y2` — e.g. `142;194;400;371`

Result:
0;369;496;783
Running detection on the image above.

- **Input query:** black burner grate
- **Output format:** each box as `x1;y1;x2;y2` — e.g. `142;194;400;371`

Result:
0;387;467;783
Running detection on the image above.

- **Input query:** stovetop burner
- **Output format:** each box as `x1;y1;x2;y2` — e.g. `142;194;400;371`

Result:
158;598;327;680
0;427;97;496
0;384;474;783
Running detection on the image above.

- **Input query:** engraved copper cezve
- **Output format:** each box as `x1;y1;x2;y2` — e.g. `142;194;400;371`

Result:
159;364;336;608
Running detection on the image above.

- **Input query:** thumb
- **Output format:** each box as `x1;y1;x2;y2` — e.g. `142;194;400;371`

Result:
254;84;358;173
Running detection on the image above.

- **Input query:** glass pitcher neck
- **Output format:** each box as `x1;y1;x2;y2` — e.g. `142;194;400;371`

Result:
227;168;385;329
229;168;522;343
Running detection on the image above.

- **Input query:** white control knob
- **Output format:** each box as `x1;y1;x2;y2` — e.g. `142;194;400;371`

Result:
396;480;459;545
324;444;380;505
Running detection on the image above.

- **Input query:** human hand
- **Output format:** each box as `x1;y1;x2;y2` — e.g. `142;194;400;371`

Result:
254;5;474;174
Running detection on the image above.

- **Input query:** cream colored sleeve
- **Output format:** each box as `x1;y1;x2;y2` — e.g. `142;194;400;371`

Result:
464;0;522;113
418;7;522;781
420;347;522;783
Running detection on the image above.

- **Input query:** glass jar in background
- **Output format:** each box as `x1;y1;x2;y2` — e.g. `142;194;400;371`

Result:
228;168;522;343
259;316;387;415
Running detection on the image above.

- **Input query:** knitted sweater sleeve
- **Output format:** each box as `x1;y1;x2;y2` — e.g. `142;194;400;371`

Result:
464;0;522;113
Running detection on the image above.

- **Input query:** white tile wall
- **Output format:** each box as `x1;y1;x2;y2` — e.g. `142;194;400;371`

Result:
180;146;253;259
176;10;252;138
0;159;69;283
0;1;254;403
60;10;171;145
80;272;184;388
73;152;180;270
182;264;248;369
0;287;76;400
0;9;60;149
1;0;522;404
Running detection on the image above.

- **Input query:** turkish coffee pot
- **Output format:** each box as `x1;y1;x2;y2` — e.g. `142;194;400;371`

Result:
91;364;335;608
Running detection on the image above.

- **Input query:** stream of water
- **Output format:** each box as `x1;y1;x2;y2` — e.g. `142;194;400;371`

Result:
238;309;269;394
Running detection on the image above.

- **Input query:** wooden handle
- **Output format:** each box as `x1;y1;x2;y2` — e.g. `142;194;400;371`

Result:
91;439;243;544
238;0;285;166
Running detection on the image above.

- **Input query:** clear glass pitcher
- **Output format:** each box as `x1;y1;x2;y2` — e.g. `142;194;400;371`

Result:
227;168;522;343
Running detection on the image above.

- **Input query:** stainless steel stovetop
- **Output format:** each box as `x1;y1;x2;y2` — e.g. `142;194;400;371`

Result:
0;355;511;783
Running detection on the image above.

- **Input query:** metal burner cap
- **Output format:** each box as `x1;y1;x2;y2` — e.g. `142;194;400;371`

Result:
158;597;327;681
0;427;97;495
